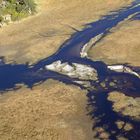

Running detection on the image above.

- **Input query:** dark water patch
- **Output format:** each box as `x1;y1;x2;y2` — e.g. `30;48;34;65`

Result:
0;1;140;139
33;2;140;70
0;62;87;92
89;71;140;97
0;63;29;90
87;91;140;140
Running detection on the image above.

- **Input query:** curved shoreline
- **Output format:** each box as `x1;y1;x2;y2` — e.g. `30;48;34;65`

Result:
0;0;139;94
0;0;133;64
0;1;140;139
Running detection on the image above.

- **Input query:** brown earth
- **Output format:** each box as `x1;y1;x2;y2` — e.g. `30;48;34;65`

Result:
88;20;140;66
0;0;132;64
0;80;93;140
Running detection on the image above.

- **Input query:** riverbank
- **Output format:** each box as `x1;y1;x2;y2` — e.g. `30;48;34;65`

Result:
0;0;132;64
0;1;138;139
87;12;140;134
108;91;140;121
0;80;93;140
88;20;140;66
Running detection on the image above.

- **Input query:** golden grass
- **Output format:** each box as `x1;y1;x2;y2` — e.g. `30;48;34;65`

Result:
0;80;93;140
108;91;140;120
0;0;132;64
0;80;92;140
88;20;140;66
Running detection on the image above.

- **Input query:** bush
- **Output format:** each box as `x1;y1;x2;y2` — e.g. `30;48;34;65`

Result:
22;0;36;13
0;0;36;23
0;16;3;22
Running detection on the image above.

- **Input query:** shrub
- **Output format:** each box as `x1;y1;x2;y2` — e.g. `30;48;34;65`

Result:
0;16;3;22
0;0;36;23
22;0;36;13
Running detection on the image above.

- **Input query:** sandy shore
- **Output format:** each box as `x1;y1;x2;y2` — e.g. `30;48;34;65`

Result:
0;0;132;64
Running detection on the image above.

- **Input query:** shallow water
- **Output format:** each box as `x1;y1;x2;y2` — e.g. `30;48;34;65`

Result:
0;1;140;139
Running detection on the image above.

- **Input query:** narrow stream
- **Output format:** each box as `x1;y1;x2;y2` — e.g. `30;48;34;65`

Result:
0;0;140;139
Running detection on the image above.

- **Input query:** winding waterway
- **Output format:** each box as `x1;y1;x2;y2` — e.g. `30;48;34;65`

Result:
1;0;140;139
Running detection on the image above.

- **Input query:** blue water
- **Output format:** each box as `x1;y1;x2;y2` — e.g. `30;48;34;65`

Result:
0;1;140;139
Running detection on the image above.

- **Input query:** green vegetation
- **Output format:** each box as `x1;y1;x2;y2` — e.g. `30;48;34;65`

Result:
0;0;36;24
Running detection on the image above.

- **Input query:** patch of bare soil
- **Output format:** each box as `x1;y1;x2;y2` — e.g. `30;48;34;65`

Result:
0;80;93;140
